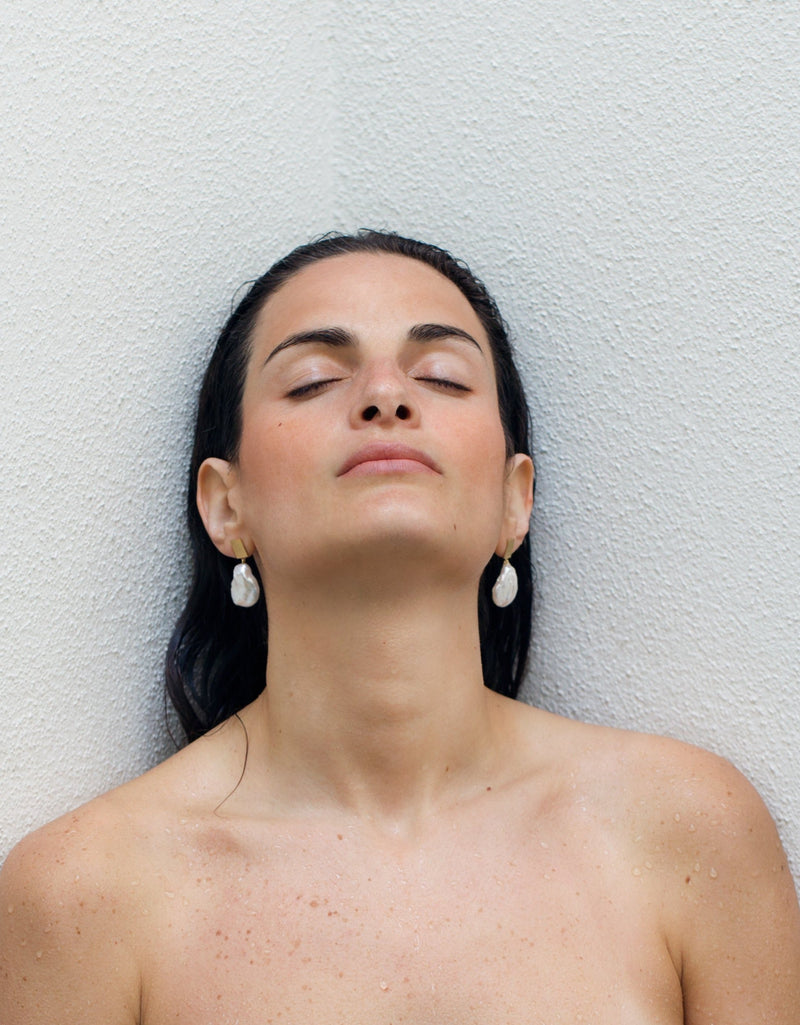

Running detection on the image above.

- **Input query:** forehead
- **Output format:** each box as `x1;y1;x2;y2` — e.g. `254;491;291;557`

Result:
252;252;489;351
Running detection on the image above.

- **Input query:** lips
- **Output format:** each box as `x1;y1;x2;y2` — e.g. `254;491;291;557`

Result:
338;442;441;477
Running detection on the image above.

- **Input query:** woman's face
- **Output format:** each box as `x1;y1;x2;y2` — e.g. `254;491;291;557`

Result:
210;252;530;588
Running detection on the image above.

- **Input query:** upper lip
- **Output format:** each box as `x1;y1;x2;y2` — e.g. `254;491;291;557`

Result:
338;442;441;476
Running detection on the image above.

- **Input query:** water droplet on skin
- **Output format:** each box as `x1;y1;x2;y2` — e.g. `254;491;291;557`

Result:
709;867;718;879
674;813;681;822
688;823;696;832
380;981;389;991
632;867;642;877
694;863;701;873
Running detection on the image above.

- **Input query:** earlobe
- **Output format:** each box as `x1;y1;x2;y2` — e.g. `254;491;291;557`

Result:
496;454;534;556
196;457;247;557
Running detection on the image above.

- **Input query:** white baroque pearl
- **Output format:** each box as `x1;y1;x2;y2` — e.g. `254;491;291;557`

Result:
231;562;260;607
491;560;518;608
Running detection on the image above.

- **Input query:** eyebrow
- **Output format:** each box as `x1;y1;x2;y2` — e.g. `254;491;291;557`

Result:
263;322;485;365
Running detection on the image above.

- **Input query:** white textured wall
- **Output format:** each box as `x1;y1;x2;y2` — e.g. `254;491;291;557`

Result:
3;0;799;884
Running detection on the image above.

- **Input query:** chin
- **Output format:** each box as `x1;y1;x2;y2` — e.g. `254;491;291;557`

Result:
342;512;445;554
312;507;493;577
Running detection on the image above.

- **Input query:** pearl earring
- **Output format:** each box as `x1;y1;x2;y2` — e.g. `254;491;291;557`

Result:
230;539;260;607
491;540;518;608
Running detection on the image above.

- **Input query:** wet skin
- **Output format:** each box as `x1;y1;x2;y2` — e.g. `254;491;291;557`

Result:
3;703;799;1024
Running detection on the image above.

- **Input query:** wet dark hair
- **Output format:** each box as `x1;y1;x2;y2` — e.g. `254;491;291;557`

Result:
166;230;534;742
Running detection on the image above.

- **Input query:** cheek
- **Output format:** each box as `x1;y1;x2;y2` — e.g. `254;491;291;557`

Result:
447;411;510;537
236;412;319;511
458;408;508;478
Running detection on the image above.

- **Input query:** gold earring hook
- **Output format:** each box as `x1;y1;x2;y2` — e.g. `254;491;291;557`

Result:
231;539;249;561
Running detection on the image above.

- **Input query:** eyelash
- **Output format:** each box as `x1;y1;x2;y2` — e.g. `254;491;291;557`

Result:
415;376;471;392
286;376;471;399
286;379;341;398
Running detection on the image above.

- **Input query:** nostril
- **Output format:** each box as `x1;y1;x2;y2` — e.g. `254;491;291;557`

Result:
396;404;410;420
362;405;379;421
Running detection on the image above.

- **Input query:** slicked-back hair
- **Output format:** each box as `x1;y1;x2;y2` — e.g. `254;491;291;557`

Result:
166;230;534;742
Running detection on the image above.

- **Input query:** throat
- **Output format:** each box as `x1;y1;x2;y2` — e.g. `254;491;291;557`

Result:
240;588;502;825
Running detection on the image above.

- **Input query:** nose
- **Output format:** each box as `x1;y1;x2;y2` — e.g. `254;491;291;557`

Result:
349;361;420;428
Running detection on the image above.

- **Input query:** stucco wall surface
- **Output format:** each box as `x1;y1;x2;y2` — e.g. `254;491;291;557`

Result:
3;0;799;892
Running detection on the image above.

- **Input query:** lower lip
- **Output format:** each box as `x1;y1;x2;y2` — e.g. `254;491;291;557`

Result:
341;458;438;477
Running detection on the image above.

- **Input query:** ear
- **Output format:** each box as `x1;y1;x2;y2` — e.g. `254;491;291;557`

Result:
496;453;534;557
196;457;250;558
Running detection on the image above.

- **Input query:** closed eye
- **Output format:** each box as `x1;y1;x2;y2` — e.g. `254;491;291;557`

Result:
415;376;472;392
288;375;471;398
286;378;341;398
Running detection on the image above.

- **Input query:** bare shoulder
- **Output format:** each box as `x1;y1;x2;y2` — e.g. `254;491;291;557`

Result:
0;731;233;1024
0;789;146;1023
514;705;800;1020
515;703;786;850
1;789;144;929
536;709;795;886
574;721;792;881
0;728;231;906
618;730;800;1018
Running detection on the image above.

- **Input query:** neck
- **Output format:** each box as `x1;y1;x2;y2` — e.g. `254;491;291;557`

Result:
237;577;507;831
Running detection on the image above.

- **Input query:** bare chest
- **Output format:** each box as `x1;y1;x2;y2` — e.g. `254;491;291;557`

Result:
138;827;683;1025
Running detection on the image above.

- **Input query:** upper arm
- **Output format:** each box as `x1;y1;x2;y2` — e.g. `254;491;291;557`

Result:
664;753;800;1024
0;824;141;1025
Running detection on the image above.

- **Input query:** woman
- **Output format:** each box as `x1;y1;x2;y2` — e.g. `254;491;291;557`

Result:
2;231;799;1023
